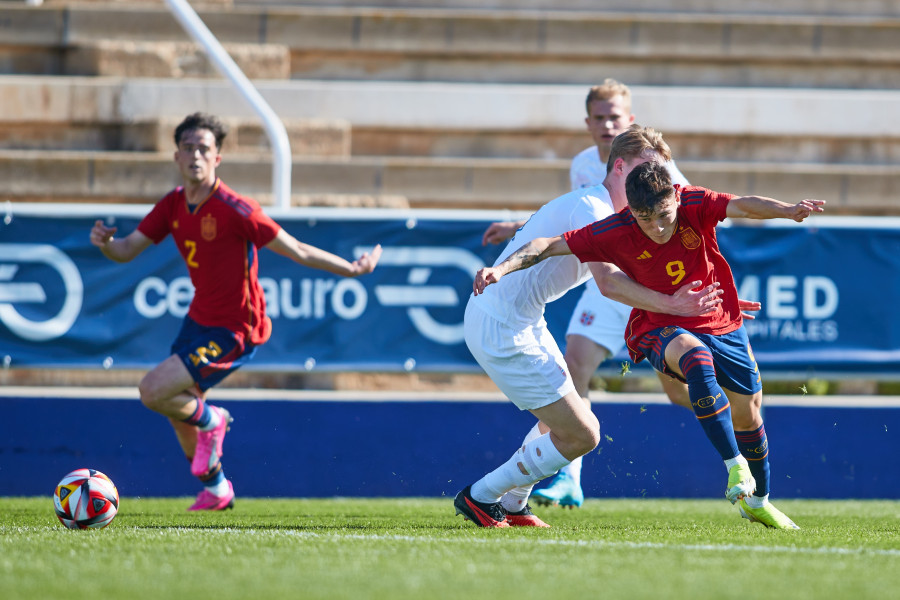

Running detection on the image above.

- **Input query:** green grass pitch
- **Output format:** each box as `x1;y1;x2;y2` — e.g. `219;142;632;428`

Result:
2;497;898;599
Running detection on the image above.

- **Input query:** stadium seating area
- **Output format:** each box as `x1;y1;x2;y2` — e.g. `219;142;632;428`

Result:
1;0;899;213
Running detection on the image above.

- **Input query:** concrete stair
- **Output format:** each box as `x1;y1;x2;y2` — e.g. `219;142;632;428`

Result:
2;150;895;214
3;5;900;87
0;4;898;212
230;0;900;17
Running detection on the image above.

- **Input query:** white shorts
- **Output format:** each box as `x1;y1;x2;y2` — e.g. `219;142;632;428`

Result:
564;283;632;357
464;300;575;411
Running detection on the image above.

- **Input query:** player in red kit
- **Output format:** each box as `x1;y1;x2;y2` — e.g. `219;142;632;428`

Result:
474;160;824;529
90;113;382;510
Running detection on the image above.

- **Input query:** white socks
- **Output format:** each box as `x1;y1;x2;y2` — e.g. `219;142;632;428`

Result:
473;431;570;504
205;478;229;496
558;454;582;485
499;423;543;512
724;454;749;471
744;494;769;508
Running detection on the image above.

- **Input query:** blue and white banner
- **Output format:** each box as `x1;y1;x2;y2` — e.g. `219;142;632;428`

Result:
1;205;898;375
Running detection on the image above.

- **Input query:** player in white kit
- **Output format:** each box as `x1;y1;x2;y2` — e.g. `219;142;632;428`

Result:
481;80;693;509
454;126;725;528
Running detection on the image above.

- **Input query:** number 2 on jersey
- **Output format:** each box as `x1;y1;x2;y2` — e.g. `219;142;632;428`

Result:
184;239;199;268
666;261;686;285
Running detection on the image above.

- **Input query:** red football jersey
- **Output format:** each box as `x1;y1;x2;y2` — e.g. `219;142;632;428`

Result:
564;186;741;363
138;179;281;345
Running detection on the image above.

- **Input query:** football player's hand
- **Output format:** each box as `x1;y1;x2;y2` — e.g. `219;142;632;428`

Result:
90;220;117;248
482;221;520;246
738;298;762;320
668;280;723;316
352;244;382;275
788;199;826;222
473;267;502;295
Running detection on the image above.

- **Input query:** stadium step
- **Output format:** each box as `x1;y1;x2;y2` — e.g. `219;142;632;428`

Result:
230;0;900;18
2;4;900;87
2;76;898;162
1;150;896;214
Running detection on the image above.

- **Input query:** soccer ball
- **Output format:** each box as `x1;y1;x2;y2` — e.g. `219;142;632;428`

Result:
53;468;119;530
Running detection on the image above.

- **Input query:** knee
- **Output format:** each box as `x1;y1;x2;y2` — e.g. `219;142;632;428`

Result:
575;412;601;455
729;395;763;429
564;350;593;385
138;377;162;411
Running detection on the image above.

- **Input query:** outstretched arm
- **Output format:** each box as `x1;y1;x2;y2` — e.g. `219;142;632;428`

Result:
726;196;825;221
90;220;153;263
265;228;381;277
589;262;724;317
473;235;569;295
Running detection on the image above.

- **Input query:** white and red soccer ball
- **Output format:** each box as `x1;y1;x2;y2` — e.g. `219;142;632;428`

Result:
53;468;119;530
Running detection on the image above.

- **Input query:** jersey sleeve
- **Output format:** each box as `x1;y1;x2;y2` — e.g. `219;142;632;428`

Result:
679;186;735;230
563;222;614;264
136;191;176;244
244;203;281;248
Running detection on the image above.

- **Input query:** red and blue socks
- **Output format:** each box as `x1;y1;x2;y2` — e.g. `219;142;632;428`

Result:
679;347;741;461
736;424;770;497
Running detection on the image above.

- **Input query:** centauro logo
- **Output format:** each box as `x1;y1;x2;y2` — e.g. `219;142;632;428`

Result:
355;245;484;345
133;245;486;347
0;244;83;341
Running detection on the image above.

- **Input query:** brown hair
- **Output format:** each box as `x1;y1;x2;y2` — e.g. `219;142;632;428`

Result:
625;161;675;214
174;112;228;150
585;78;632;114
606;124;672;174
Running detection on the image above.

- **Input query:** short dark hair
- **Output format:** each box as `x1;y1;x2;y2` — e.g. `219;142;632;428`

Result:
625;161;674;214
174;112;228;150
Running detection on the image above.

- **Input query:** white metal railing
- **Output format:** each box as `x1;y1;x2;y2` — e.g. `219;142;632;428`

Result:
163;0;292;210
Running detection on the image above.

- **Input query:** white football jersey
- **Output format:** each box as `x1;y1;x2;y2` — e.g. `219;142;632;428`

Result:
472;184;616;328
569;146;689;191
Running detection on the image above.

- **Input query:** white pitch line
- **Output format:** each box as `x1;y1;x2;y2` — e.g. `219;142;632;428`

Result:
3;386;900;408
159;528;900;558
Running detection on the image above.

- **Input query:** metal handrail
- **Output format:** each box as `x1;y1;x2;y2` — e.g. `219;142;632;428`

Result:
163;0;292;210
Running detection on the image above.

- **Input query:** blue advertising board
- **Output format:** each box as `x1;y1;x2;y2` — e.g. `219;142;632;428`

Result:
1;205;899;376
2;391;898;499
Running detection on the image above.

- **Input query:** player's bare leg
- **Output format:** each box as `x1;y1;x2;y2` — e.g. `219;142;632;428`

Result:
529;335;608;509
168;385;205;460
140;355;234;510
657;371;692;409
529;391;600;461
457;392;598;528
170;418;197;459
139;355;203;419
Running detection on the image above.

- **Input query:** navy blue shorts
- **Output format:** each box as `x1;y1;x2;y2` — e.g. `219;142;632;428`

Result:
641;326;762;395
170;316;257;392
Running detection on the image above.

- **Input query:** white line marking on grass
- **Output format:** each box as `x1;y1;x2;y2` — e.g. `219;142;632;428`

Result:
186;528;900;558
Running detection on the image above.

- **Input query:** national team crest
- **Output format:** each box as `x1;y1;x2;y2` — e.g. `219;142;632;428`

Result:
679;227;701;250
201;214;217;241
580;311;595;326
